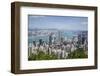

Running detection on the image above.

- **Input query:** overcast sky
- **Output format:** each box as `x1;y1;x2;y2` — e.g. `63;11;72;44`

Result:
28;15;88;31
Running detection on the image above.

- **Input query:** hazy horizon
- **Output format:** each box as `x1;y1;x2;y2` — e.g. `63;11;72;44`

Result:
28;15;88;31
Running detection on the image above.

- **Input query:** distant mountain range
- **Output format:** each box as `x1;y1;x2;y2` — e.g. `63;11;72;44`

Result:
28;28;59;36
28;29;87;37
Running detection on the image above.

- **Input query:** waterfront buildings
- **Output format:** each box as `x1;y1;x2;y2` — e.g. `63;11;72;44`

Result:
28;29;88;59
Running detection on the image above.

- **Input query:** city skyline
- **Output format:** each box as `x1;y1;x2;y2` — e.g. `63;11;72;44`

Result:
28;15;88;31
28;15;88;60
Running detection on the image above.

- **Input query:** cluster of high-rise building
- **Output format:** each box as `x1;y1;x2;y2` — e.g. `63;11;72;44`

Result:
28;29;88;59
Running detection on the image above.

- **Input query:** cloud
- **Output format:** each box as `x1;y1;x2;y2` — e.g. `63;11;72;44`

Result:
29;15;46;18
81;22;88;25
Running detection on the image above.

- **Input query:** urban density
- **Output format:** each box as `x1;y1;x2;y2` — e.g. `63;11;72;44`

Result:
28;29;88;60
